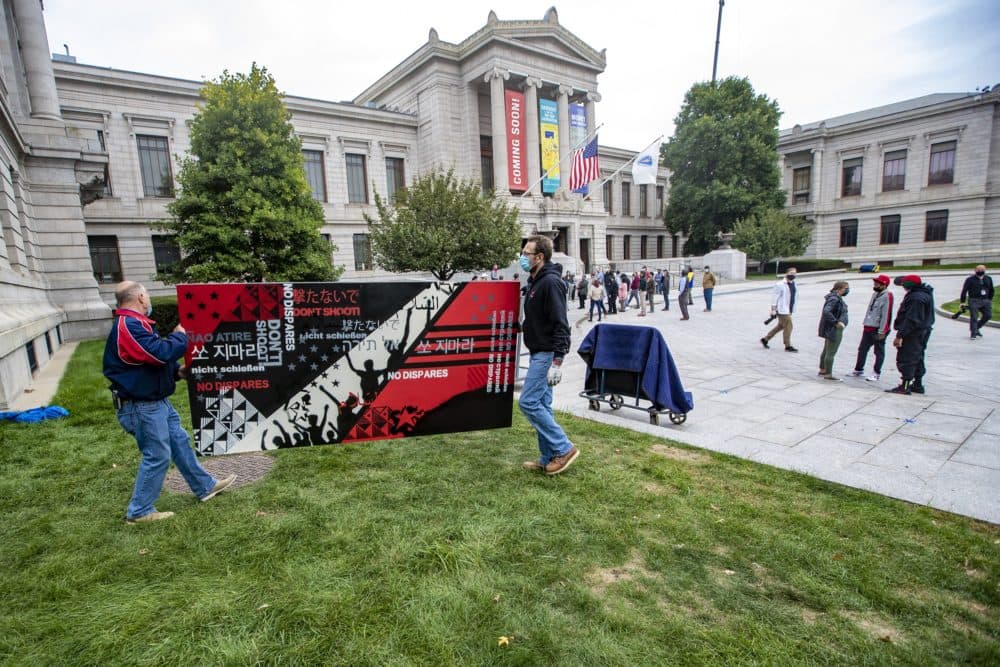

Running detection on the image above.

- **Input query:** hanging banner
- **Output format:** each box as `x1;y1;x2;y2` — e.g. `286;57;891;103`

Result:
505;89;526;193
570;103;588;195
539;98;559;194
177;281;521;455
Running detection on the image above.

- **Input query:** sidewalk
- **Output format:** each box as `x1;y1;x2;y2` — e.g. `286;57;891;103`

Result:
550;272;1000;524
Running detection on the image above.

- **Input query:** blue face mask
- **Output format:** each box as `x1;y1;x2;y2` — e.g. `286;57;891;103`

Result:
519;255;531;272
146;303;154;317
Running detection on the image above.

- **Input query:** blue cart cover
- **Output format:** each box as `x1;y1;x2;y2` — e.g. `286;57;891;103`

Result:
0;405;69;424
577;324;693;414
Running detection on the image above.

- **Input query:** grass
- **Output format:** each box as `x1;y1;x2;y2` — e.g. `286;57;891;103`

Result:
1;341;998;665
942;296;999;321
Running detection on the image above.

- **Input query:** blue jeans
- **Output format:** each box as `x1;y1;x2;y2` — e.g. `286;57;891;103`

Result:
704;288;714;311
589;299;605;320
518;352;574;466
117;399;217;519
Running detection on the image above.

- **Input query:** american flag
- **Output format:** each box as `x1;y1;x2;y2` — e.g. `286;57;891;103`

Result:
569;135;600;191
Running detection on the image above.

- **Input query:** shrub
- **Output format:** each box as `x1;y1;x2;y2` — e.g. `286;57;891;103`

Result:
150;295;179;336
755;259;848;274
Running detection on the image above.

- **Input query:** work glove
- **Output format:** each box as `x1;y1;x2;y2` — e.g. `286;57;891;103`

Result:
547;365;563;386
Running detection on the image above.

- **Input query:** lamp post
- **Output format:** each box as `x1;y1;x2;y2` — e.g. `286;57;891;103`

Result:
711;0;725;84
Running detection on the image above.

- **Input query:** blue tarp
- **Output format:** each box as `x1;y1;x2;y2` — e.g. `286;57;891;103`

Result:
0;406;70;424
577;324;694;414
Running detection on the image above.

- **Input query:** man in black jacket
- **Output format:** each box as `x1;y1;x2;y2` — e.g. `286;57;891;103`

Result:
518;235;579;475
960;264;994;339
886;274;935;395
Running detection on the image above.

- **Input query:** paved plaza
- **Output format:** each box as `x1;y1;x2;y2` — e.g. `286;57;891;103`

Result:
550;270;999;524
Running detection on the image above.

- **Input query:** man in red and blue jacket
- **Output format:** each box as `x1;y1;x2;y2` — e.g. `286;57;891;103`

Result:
103;281;235;524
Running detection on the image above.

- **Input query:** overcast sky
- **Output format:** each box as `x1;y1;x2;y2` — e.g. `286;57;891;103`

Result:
44;0;1000;150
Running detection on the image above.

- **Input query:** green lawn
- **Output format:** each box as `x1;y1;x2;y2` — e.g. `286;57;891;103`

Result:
1;341;997;665
942;296;1000;322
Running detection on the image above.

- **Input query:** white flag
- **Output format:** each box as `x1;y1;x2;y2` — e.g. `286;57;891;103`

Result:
631;139;661;185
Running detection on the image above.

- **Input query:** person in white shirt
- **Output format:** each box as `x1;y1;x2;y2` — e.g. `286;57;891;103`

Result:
761;267;799;352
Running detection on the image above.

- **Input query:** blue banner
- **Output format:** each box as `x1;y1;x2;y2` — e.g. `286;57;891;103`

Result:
539;99;559;194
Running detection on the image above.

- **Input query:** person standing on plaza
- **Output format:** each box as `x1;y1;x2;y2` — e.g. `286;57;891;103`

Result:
677;266;693;320
960;264;994;339
761;267;798;352
627;272;641;310
603;269;618;315
818;280;850;380
645;269;657;313
577;274;588;309
490;264;501;280
518;235;579;475
588;278;606;322
638;269;649;316
702;266;717;312
104;281;236;524
850;274;894;382
660;268;671;311
618;274;629;313
886;274;935;395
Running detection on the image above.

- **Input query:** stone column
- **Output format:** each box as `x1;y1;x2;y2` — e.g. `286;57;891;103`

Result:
557;84;572;192
586;91;602;205
521;77;542;195
485;68;510;195
810;148;823;203
12;0;62;120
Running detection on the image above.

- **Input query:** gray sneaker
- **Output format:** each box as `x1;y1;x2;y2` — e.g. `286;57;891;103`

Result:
126;510;174;525
866;374;880;382
201;474;237;502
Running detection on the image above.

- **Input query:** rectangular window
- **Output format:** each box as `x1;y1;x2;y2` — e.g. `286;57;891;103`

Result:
882;150;906;192
87;235;122;284
152;235;181;273
656;235;665;259
841;158;862;197
303;150;327;202
44;331;52;355
353;232;373;270
839;219;858;248
136;135;173;197
623;234;631;260
621;182;631;216
606;234;614;260
640;235;648;259
925;210;948;242
928;141;955;185
655;185;664;217
602;180;612;213
480;136;494;193
385;157;405;202
639;184;649;217
345;154;368;204
102;163;113;197
880;215;901;245
25;340;37;374
792;166;811;204
56;325;62;345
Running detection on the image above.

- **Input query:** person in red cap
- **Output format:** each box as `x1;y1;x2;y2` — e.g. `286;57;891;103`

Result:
886;274;935;395
849;274;894;382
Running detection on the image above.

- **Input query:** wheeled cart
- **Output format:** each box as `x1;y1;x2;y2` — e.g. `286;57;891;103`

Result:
577;323;693;426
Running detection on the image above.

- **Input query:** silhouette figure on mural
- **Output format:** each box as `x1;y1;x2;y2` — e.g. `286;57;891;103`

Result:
347;307;415;403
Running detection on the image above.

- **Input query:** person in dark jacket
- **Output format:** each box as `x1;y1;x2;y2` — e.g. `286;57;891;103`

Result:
817;281;850;380
886;274;935;395
104;281;236;524
959;264;994;339
603;270;618;315
518;235;579;475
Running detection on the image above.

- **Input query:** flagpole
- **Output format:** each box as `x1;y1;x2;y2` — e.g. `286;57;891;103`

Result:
585;134;663;198
519;122;603;197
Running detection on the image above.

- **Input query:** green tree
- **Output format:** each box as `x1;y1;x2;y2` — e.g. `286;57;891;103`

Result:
162;64;340;283
731;209;811;273
661;76;785;255
365;170;522;281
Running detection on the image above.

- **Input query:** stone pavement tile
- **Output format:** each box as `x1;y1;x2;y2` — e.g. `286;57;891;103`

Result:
819;412;902;446
711;435;775;458
727;398;790;424
794;397;867;422
767;382;840;405
974;410;1000;436
748;377;799;391
748;443;819;475
859;433;957;480
678;416;755;440
742;414;831;447
821;463;934;506
823;384;879;403
791;434;873;468
950;431;1000;470
695;374;760;392
681;367;734;382
924;400;997;420
896;412;981;445
856;394;931;420
926;461;1000;524
711;385;775;406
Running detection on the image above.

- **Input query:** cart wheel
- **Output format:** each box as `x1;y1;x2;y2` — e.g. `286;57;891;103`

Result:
609;394;624;410
589;399;600;411
649;413;659;426
669;412;687;425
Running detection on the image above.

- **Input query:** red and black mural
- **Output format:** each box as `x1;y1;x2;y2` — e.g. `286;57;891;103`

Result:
177;281;521;455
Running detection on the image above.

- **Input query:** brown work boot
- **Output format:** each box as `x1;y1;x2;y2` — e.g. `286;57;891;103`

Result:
522;460;543;471
125;511;174;525
544;446;579;476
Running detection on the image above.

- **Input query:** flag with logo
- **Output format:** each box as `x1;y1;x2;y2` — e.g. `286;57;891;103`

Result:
631;139;661;185
569;135;600;191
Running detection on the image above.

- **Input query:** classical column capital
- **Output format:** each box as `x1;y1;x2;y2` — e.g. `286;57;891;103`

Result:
484;67;510;83
522;76;543;90
586;91;602;103
557;84;574;97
